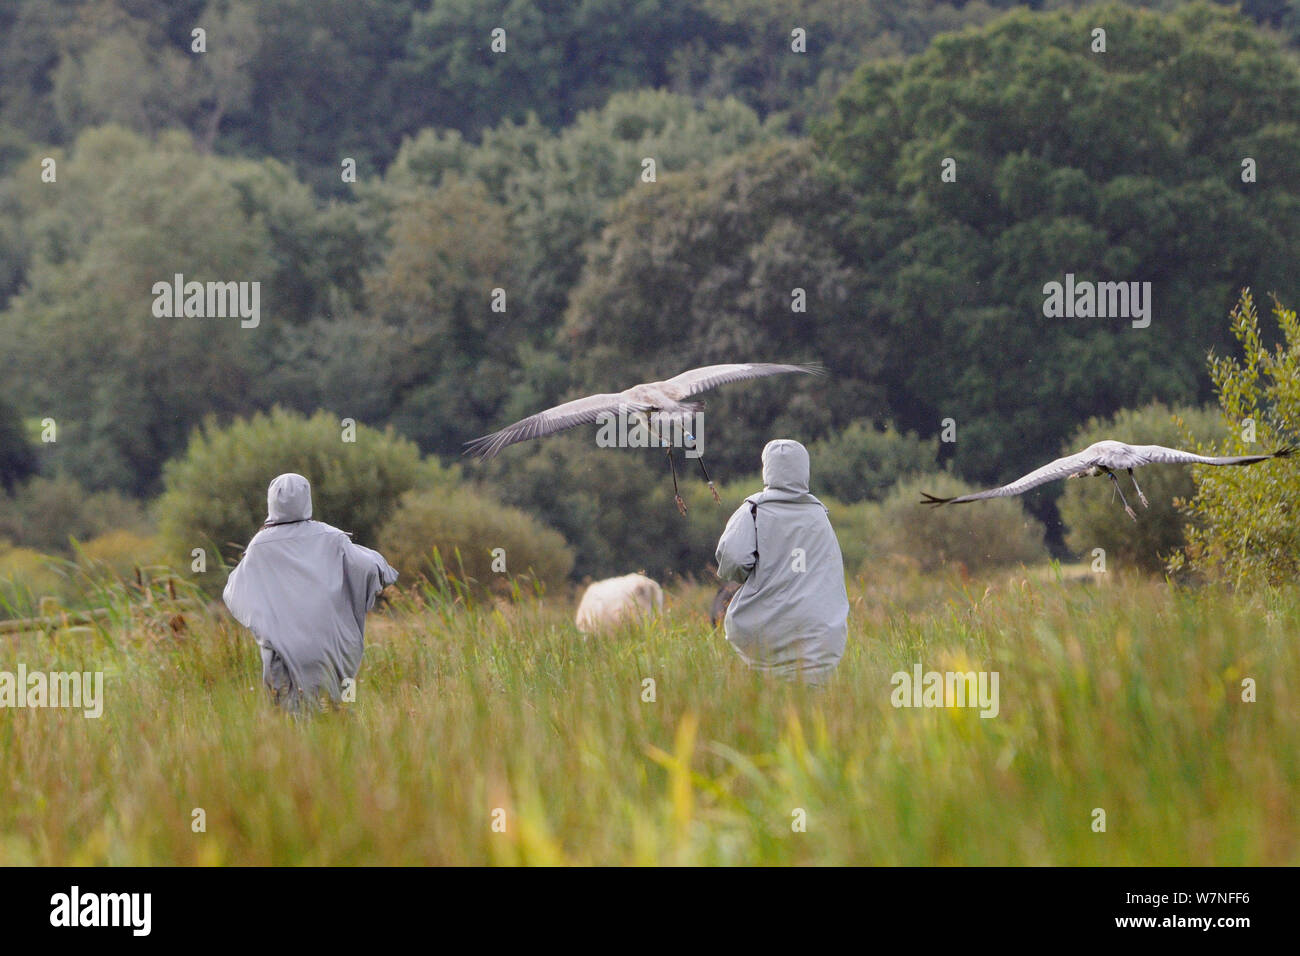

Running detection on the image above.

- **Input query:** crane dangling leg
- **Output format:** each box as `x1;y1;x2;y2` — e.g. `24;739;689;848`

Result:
666;448;687;516
1128;468;1149;509
678;419;720;504
694;454;722;504
1108;471;1137;521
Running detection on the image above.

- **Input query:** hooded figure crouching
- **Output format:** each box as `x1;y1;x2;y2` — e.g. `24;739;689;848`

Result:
714;440;849;684
223;473;398;710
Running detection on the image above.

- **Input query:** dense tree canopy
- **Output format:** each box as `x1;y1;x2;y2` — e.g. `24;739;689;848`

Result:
816;2;1300;501
7;1;1298;181
4;0;1300;579
561;138;875;477
0;127;363;493
275;90;780;461
0;397;37;493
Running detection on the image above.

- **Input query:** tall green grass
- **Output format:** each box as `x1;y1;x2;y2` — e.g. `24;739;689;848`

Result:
0;569;1296;864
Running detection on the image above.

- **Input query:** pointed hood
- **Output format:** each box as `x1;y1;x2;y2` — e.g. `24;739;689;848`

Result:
747;439;823;508
762;439;811;494
266;473;313;524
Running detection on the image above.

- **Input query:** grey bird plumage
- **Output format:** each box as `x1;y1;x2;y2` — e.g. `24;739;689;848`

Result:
465;363;824;513
921;439;1293;520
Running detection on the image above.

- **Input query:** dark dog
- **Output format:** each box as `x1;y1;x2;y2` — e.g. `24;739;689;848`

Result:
710;581;741;628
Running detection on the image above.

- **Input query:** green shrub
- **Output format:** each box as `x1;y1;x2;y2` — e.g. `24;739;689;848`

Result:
865;473;1047;574
0;474;151;554
0;532;171;618
157;407;444;591
1174;291;1300;587
1059;402;1224;574
818;497;878;575
475;432;924;584
0;542;70;615
808;420;938;503
476;434;756;582
378;487;573;597
0;396;36;492
74;530;166;582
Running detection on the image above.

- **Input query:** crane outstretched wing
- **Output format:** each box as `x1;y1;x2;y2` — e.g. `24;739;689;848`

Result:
464;393;650;460
662;363;824;399
1128;444;1293;467
920;450;1101;506
921;443;1294;507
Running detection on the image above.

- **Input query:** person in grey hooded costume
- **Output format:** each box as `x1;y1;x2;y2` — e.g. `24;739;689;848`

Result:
223;473;398;708
715;440;849;684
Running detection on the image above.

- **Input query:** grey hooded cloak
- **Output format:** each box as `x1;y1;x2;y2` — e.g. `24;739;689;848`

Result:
715;440;849;683
222;473;398;706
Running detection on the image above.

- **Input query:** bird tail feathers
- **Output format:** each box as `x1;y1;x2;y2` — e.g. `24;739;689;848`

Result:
919;492;955;507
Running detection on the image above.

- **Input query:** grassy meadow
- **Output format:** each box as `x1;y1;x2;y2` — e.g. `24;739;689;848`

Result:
1;565;1297;866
